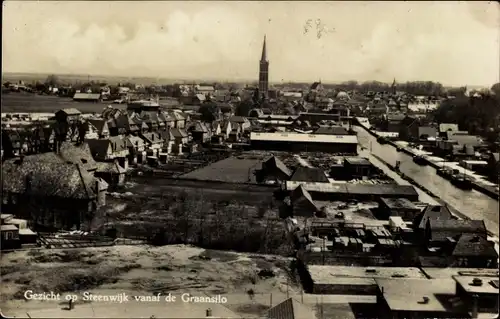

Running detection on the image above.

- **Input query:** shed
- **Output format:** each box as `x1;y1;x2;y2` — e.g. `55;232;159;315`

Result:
378;197;421;220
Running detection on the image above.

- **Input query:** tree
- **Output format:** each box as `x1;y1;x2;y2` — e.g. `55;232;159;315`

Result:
45;74;59;87
491;83;500;97
235;99;255;117
199;102;220;123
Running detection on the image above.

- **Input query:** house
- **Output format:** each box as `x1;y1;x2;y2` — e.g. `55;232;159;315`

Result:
1;156;107;231
310;81;324;93
220;120;233;139
159;111;175;129
446;131;483;148
267;297;317;319
55;108;82;123
138;111;160;132
413;205;454;240
229;116;251;131
73;92;101;102
86;137;129;163
378;197;421;221
94;161;127;188
425;219;487;247
31;126;56;153
417;126;437;140
290;185;318;218
194;85;215;95
290;167;329;183
125;135;147;164
171;112;186;129
188;121;211;143
385;113;406;132
341;157;373;180
87;119;110;138
451;234;498;268
257;156;292;184
170;127;189;145
140;132;164;157
1;129;25;158
0;224;21;250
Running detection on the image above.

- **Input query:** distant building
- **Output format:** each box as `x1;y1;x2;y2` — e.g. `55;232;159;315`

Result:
73;93;102;102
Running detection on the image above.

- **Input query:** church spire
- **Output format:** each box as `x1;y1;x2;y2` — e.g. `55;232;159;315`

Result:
260;35;267;62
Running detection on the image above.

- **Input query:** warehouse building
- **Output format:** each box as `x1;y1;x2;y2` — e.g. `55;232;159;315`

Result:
250;132;358;154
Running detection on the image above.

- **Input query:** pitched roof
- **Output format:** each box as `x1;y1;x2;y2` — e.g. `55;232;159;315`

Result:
452;234;498;258
108;136;128;152
86;139;112;158
229;116;249;124
87;119;108;134
190;121;209;133
414;205;453;230
290;167;329;183
140;132;164;144
57;108;82;116
310;82;322;90
267;298;316;319
2;159;96;199
95;161;126;174
171;112;185;121
170;128;188;138
263;156;292;177
125;135;146;148
428;219;487;241
159;129;175;141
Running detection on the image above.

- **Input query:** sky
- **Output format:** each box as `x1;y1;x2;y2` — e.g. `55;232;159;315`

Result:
2;1;499;87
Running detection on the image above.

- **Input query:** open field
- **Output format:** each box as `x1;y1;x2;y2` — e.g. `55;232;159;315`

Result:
1;92;125;113
180;156;265;184
0;245;300;318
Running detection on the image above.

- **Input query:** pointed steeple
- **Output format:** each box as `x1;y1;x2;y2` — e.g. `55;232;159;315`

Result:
260;35;267;62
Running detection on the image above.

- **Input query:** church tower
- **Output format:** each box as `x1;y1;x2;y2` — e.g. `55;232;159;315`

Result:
259;35;269;97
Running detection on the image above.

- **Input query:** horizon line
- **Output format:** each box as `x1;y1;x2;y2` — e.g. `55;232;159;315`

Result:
1;71;490;89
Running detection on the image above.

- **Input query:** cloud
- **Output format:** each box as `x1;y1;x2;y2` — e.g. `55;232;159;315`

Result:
2;1;499;86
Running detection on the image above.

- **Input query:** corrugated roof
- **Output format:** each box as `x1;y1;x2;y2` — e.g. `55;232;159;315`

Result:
73;93;101;100
250;132;358;144
314;126;350;135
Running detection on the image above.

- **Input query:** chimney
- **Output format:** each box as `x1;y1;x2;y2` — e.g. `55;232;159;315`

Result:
19;154;25;164
471;278;483;286
206;308;212;317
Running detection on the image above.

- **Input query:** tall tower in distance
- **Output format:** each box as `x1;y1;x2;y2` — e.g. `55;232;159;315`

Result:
259;35;269;97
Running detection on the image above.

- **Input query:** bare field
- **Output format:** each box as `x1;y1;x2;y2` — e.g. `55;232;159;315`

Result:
1;92;124;113
0;245;298;318
179;156;265;184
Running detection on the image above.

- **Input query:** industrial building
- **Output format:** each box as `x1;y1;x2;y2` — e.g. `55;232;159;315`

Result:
250;132;358;154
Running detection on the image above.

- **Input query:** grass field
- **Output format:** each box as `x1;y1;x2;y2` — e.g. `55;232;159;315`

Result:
1;92;125;113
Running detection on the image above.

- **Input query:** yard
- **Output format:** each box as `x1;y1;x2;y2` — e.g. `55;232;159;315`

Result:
93;178;289;255
0;245;299;318
1;92;124;113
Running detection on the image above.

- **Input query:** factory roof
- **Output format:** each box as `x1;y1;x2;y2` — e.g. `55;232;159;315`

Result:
453;276;500;295
308;266;426;284
421;268;499;279
375;278;457;312
250;132;358;144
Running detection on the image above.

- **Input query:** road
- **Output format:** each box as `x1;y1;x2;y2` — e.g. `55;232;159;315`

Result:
354;126;499;237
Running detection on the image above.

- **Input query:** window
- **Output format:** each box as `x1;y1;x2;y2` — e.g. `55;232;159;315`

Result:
6;231;13;240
